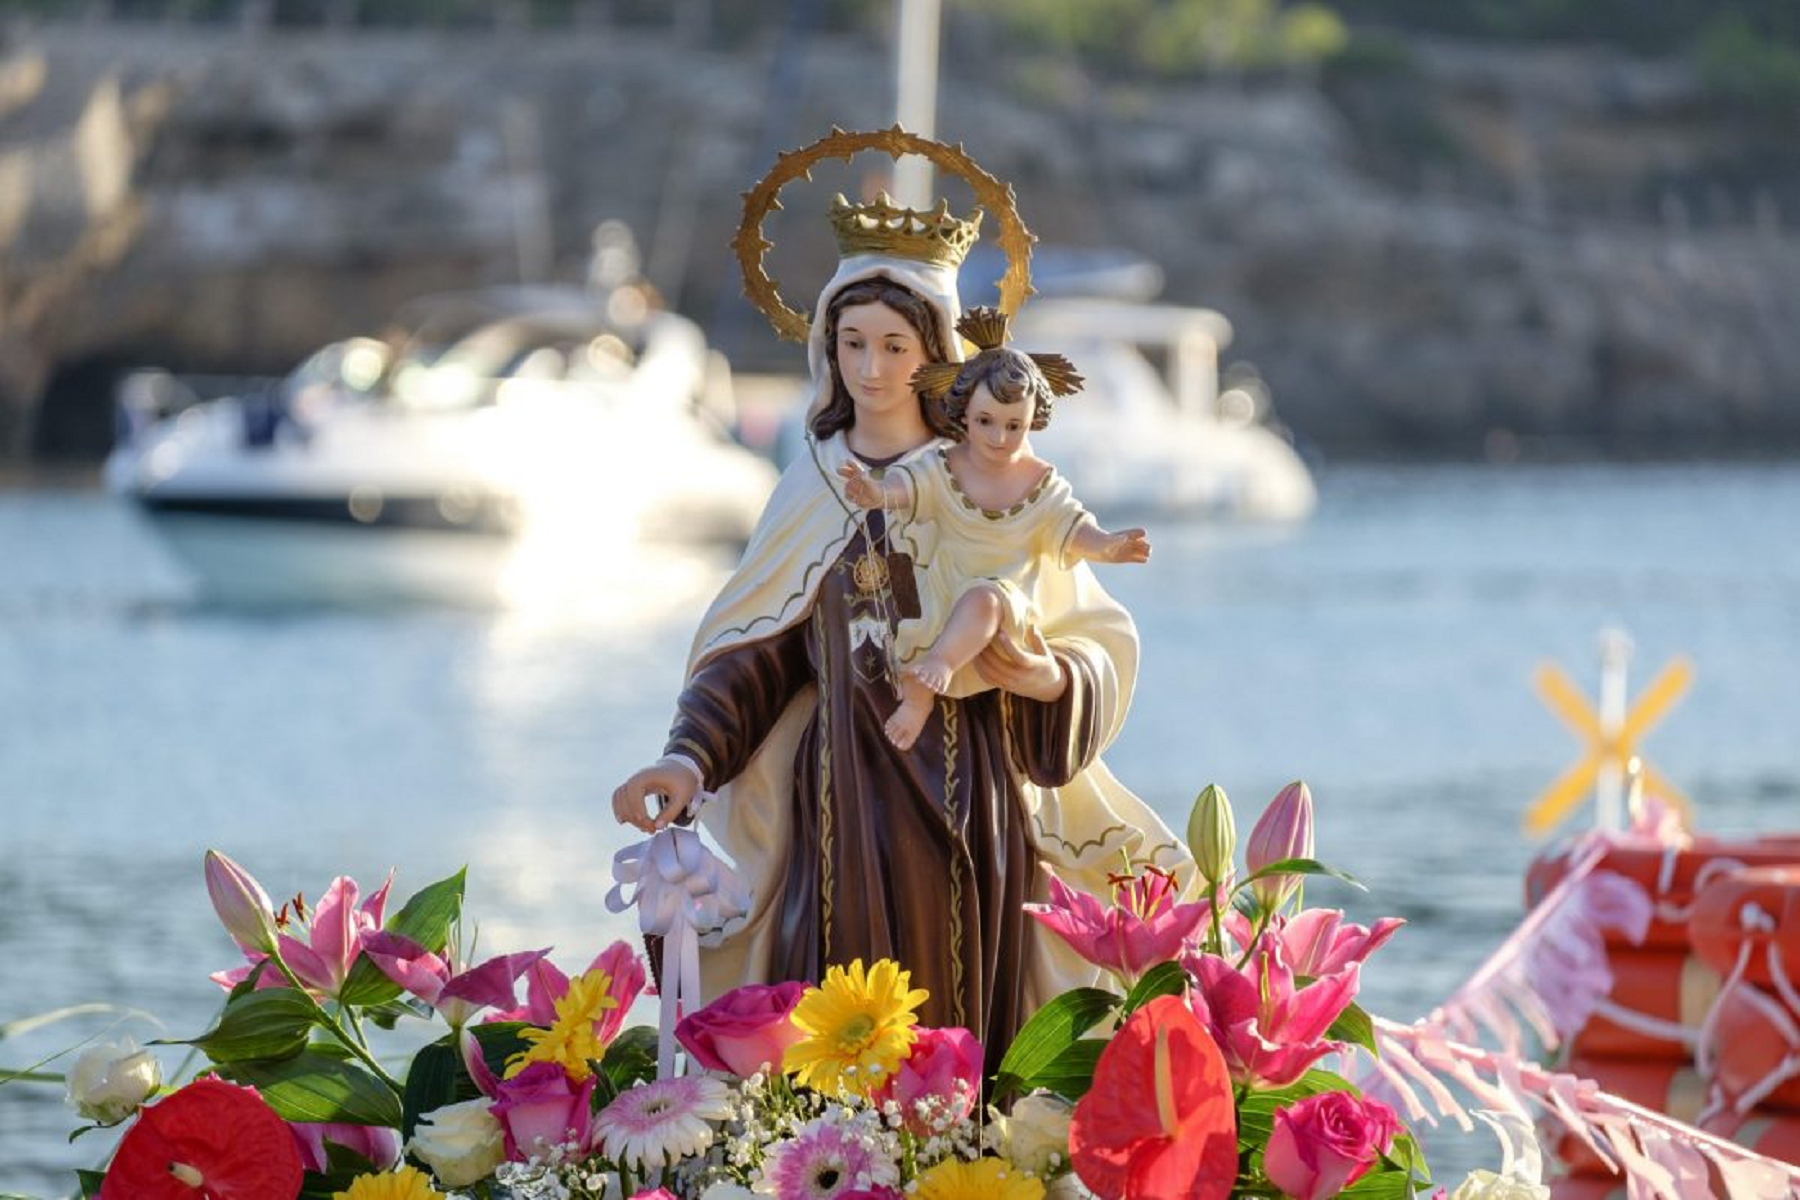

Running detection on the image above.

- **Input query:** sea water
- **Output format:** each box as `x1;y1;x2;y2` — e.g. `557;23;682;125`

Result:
3;463;1798;1193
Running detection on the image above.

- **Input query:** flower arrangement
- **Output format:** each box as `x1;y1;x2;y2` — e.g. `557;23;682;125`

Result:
21;782;1543;1199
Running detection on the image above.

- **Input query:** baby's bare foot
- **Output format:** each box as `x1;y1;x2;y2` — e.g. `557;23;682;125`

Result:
885;696;931;751
908;657;953;695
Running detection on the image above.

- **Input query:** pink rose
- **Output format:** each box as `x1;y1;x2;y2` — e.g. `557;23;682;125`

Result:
1263;1090;1401;1200
489;1061;597;1161
630;1191;680;1199
675;981;806;1077
872;1026;983;1134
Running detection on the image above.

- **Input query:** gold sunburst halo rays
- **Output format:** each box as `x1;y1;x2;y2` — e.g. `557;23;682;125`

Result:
781;957;931;1097
733;125;1036;344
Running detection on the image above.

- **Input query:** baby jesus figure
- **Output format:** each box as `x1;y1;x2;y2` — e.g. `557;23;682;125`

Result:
840;307;1151;751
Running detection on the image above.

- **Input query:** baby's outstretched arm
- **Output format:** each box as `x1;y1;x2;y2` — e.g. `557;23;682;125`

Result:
1068;518;1151;565
837;460;912;511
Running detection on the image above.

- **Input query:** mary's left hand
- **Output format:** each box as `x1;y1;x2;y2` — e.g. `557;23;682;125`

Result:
974;624;1068;703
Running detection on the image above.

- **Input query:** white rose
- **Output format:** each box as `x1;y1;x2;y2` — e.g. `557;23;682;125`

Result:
995;1091;1075;1177
64;1036;161;1124
1450;1169;1552;1200
700;1184;758;1200
1044;1174;1099;1199
409;1097;506;1188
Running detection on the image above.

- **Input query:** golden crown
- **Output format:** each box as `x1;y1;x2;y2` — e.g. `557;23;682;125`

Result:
828;192;983;268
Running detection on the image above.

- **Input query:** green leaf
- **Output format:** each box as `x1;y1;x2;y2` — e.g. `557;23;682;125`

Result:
76;1170;107;1199
1121;961;1188;1015
1017;1037;1108;1099
0;1004;134;1043
993;987;1119;1097
469;1021;531;1078
400;1036;468;1143
165;988;317;1064
219;1051;403;1127
1327;1001;1378;1056
399;1021;533;1138
338;867;468;1008
1236;857;1365;892
361;999;423;1031
1338;1167;1423;1199
226;960;273;1003
1371;1132;1431;1185
386;867;468;948
601;1025;659;1093
299;1143;388;1200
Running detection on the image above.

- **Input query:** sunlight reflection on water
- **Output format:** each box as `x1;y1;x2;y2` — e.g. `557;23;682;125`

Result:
3;464;1799;1192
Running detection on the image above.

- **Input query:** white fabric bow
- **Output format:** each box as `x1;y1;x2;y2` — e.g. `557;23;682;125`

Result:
606;826;752;1078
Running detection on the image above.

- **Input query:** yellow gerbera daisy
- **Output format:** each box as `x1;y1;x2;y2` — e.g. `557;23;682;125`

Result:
782;958;928;1096
912;1157;1046;1200
505;968;619;1081
332;1165;446;1200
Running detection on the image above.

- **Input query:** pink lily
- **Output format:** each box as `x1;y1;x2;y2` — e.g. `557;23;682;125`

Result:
211;874;394;1000
484;940;646;1048
1026;865;1212;984
288;1122;399;1174
362;930;549;1030
204;850;280;955
1245;782;1316;914
1223;908;1404;978
1185;933;1357;1090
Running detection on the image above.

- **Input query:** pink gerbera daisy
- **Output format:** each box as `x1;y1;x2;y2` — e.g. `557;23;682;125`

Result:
592;1075;731;1170
756;1117;899;1200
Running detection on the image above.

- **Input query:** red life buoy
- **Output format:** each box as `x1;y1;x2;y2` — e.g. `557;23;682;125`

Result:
1701;1108;1800;1166
1690;867;1800;989
1528;840;1800;951
1698;980;1800;1114
1569;950;1720;1060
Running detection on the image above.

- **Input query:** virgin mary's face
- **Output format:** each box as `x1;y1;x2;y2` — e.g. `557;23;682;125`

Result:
834;301;930;421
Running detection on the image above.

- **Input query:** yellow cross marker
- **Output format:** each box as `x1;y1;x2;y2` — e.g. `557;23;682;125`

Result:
1525;654;1694;837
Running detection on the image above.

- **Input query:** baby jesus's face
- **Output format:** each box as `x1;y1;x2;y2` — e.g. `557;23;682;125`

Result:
963;383;1032;469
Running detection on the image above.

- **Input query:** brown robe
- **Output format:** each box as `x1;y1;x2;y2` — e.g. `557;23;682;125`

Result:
664;510;1107;1063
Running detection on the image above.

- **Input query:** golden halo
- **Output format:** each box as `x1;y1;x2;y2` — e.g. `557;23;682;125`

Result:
732;125;1035;344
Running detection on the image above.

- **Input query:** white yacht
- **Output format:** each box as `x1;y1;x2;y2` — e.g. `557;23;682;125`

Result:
105;287;778;605
1013;298;1316;523
769;293;1316;524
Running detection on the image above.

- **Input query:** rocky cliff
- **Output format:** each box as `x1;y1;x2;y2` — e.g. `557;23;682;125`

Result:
2;17;1797;460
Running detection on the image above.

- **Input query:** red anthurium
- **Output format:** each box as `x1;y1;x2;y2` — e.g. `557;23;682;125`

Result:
100;1077;303;1199
1070;994;1237;1200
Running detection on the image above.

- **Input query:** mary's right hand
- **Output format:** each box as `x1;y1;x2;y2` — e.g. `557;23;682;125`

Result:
611;758;700;834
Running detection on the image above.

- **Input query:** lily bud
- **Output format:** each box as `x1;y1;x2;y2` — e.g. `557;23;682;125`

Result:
64;1036;161;1125
1186;784;1236;888
1246;781;1315;914
204;849;279;954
